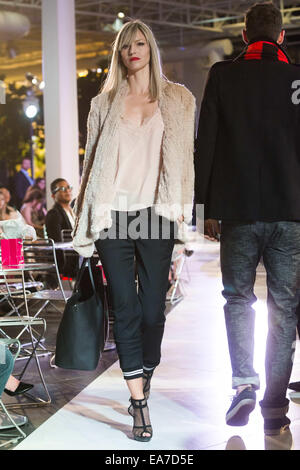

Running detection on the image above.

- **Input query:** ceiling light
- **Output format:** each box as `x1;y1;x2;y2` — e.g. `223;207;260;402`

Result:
24;103;38;119
23;96;39;119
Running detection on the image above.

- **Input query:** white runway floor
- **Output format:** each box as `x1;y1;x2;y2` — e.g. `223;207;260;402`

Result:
14;239;300;450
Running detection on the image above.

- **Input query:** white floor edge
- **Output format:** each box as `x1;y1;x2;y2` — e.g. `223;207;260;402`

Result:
13;245;300;450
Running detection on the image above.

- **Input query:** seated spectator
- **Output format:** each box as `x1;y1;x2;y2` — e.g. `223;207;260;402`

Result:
23;178;47;224
0;187;12;206
20;190;46;238
23;177;46;202
0;344;32;430
0;190;19;221
45;179;78;277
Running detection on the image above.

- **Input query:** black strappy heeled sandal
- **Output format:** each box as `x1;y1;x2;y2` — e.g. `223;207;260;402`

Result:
129;396;153;442
128;369;154;417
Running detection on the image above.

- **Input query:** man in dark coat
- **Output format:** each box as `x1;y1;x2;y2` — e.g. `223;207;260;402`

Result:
45;178;78;278
195;2;300;435
14;157;34;209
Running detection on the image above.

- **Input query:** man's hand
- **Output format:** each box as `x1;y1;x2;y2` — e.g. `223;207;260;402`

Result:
204;219;221;242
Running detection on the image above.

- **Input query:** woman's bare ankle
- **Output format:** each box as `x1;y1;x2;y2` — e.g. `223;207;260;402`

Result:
5;375;20;392
237;384;253;395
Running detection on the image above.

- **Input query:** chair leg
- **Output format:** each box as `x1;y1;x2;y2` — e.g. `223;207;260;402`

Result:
3;298;26;318
24;322;51;404
0;400;26;448
13;300;51;358
50;353;57;369
5;321;51;409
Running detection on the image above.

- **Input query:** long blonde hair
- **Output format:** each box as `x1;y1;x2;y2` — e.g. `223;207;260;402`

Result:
101;20;163;102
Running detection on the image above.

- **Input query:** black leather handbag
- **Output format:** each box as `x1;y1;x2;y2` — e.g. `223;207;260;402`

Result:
55;258;108;370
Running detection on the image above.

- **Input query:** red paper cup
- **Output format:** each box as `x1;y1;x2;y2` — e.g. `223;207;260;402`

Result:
1;238;24;266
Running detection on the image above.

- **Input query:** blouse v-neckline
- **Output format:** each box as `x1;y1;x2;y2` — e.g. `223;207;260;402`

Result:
120;107;160;129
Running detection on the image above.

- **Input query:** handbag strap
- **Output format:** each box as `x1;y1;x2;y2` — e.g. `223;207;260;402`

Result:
73;258;99;298
73;258;90;293
87;258;97;295
85;261;110;328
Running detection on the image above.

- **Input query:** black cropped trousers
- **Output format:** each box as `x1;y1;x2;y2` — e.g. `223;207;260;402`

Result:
95;206;175;380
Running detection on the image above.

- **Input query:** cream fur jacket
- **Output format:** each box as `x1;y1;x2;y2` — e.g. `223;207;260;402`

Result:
72;78;196;257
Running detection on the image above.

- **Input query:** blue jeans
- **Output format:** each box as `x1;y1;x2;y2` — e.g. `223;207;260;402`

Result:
0;345;14;397
220;221;300;407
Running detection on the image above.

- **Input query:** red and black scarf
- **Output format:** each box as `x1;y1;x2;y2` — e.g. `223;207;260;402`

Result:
235;38;291;64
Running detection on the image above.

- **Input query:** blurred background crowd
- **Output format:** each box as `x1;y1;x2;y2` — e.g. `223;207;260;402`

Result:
0;163;77;278
0;156;47;238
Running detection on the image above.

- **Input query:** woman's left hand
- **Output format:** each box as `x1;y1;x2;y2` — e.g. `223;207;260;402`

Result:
177;215;184;224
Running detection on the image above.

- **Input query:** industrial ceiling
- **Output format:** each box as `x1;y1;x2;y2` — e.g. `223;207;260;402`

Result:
1;0;300;81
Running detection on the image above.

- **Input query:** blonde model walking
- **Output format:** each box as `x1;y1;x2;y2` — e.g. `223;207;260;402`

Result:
73;20;195;441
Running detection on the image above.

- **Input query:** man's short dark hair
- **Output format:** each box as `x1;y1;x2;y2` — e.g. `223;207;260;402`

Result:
50;178;66;194
245;2;283;42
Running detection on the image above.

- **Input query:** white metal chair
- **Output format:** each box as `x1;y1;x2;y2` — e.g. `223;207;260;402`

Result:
60;229;79;290
22;238;72;308
0;338;27;448
61;229;73;244
0;316;50;408
0;275;44;318
4;241;72;366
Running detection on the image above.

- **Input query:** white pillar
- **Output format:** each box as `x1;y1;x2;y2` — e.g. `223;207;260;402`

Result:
0;80;5;104
41;0;79;209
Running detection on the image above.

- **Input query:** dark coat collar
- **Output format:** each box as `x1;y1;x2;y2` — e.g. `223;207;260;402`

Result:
234;37;291;64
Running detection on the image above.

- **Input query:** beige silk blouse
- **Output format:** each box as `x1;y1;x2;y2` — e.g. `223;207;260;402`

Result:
111;107;164;212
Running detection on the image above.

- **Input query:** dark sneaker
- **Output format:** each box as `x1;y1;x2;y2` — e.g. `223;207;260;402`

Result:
226;386;256;426
264;416;291;436
288;381;300;392
260;399;290;436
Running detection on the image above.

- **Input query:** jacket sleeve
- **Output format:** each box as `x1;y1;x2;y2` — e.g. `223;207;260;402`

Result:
181;91;196;224
73;96;100;218
81;97;101;177
194;64;219;211
45;209;63;242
